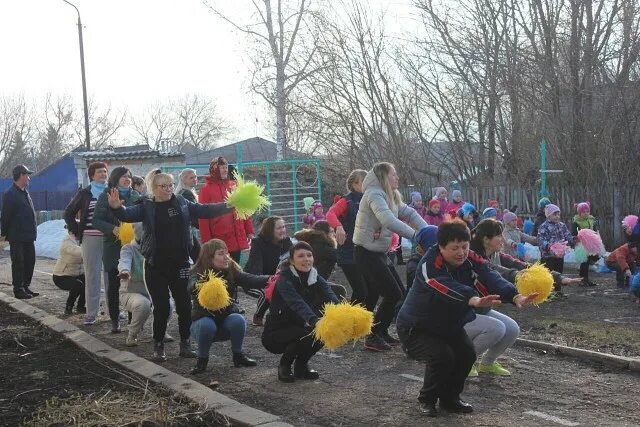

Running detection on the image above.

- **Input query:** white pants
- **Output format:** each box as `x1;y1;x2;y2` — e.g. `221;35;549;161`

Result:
464;309;520;365
121;292;151;335
81;234;107;319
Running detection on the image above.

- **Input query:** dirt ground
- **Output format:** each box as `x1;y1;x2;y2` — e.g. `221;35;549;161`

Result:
1;254;639;426
0;300;227;426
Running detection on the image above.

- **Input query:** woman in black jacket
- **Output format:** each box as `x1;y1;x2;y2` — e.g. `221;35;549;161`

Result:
261;241;339;383
63;162;109;324
244;216;293;325
189;238;269;375
107;170;233;362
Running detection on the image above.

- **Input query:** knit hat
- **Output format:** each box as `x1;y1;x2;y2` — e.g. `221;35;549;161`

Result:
538;197;551;208
575;202;590;214
451;189;462;200
410;191;422;204
107;166;132;188
428;199;441;210
415;225;438;250
503;210;517;223
433;186;446;198
458;203;476;218
544;204;560;218
482;207;498;218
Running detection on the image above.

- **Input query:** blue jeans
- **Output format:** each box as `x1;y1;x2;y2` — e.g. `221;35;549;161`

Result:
190;314;246;358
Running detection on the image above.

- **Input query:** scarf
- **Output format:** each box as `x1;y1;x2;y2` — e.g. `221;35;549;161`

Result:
118;186;132;199
90;181;107;199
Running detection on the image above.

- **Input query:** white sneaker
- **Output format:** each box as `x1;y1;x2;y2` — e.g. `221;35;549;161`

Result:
126;333;138;347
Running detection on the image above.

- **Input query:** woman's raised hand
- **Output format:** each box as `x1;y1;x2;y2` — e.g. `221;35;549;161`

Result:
107;188;123;209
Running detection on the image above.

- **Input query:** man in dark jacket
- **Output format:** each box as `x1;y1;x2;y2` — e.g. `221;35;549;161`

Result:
1;165;39;299
396;220;534;417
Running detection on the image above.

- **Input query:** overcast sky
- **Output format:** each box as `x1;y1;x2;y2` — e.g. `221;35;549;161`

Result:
0;0;417;144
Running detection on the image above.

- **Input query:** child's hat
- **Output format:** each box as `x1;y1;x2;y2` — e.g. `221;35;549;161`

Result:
575;202;590;214
458;203;476;217
538;197;551;208
428;199;440;210
482;207;497;218
451;189;462;199
544;204;560;218
503;210;517;223
415;225;438;250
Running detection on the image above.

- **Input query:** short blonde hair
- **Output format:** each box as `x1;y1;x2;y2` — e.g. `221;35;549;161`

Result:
145;168;174;197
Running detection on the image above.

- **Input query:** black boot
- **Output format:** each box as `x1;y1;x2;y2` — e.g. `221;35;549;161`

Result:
293;360;320;380
24;285;39;297
14;288;32;299
278;365;295;383
233;352;257;367
191;357;208;375
64;305;73;315
419;402;438;417
440;398;473;414
179;339;197;358
152;341;167;362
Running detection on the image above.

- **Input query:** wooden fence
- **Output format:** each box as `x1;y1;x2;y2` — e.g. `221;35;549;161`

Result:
401;183;640;249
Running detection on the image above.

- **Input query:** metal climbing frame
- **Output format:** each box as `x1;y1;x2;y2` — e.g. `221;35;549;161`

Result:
163;158;322;232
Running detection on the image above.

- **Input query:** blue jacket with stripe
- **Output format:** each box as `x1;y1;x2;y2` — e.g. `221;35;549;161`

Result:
396;245;517;337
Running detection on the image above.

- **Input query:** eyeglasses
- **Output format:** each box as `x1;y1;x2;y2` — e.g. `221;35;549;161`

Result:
159;183;175;190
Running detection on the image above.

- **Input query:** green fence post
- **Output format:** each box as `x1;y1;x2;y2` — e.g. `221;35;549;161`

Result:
292;164;299;231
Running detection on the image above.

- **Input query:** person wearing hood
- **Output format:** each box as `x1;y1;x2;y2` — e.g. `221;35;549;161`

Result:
571;202;599;287
302;200;326;228
199;157;255;263
533;197;551;236
501;211;537;259
353;162;428;351
406;225;438;291
261;241;340;382
457;203;478;229
64;162;109;322
425;199;445;226
117;223;151;347
326;169;368;305
432;187;449;214
93;166;141;331
448;190;465;215
53;227;86;315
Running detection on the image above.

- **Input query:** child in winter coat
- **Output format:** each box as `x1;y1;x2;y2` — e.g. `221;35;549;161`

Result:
571;202;599;286
409;191;426;218
533;197;551;236
302;201;326;228
482;207;498;220
605;243;640;288
432;187;449;213
117;223;152;346
502;211;537;259
424;199;445;226
537;204;575;298
488;199;503;221
448;190;465;214
53;229;86;315
457;203;478;228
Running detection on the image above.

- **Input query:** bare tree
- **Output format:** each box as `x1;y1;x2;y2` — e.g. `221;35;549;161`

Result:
0;96;34;176
205;0;323;159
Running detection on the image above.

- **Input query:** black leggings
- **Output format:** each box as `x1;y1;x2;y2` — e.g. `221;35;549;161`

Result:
542;257;564;291
53;274;86;309
340;263;368;305
579;255;599;281
354;245;404;335
107;268;121;322
262;324;323;367
144;261;191;342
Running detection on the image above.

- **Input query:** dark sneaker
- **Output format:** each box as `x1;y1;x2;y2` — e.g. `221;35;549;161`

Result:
379;331;401;346
364;334;392;352
440;398;473;414
24;286;39;297
419;402;438;417
13;289;32;299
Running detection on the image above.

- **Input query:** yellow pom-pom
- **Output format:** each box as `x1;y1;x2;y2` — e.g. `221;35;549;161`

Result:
226;172;271;220
515;263;554;305
117;222;135;245
196;271;231;311
313;301;373;350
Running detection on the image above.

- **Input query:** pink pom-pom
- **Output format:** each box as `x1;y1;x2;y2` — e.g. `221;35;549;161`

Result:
622;215;638;233
549;242;569;257
577;229;603;255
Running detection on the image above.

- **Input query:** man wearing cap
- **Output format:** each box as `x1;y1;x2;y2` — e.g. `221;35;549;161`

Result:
1;165;39;299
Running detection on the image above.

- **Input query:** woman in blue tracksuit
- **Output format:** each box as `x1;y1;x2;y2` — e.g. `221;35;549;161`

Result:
107;169;233;362
396;220;536;417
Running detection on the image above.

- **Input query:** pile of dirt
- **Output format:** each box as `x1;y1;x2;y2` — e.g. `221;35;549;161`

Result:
0;301;228;426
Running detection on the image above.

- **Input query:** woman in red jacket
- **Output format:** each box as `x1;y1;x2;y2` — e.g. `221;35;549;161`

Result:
199;157;255;263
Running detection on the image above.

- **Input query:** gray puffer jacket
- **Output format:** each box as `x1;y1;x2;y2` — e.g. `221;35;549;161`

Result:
352;170;427;253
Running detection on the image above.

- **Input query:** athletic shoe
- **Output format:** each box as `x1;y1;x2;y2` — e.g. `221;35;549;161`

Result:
126;333;139;347
83;317;96;326
477;362;511;376
467;364;479;377
364;333;392;351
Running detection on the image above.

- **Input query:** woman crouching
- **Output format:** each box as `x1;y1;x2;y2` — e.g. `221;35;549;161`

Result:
190;239;268;374
261;241;339;382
